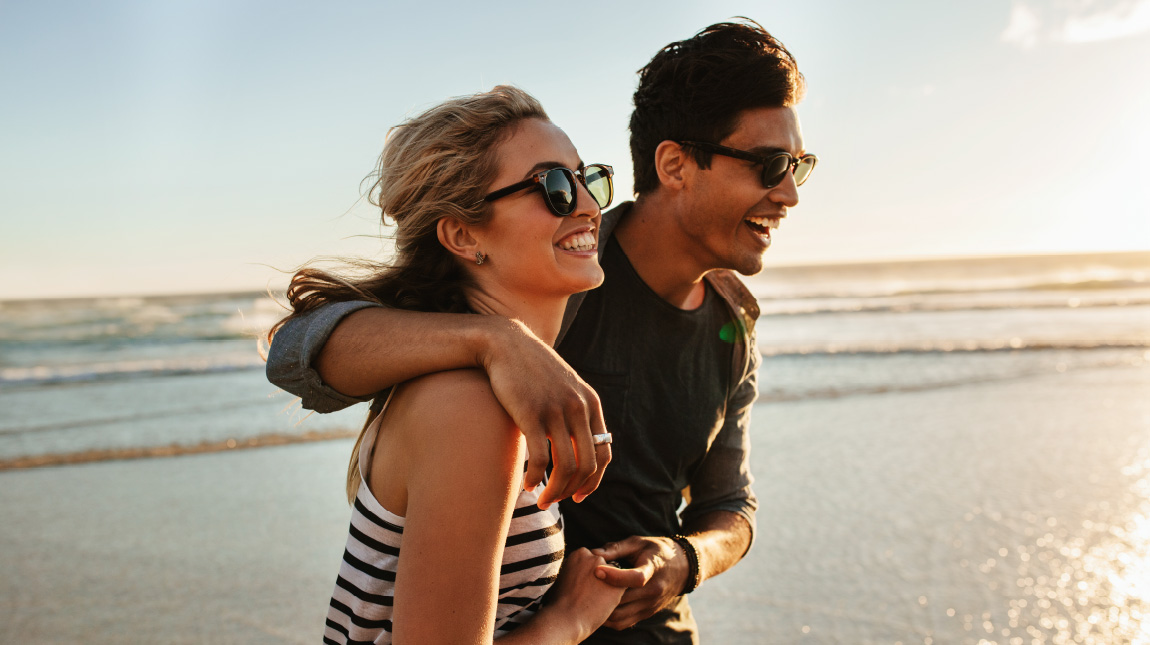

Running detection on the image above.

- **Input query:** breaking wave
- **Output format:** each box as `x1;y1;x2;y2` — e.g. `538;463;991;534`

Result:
0;355;266;387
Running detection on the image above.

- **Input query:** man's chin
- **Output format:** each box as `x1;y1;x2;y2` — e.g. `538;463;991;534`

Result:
730;253;767;277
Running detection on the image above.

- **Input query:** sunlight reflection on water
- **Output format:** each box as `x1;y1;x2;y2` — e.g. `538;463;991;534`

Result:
985;448;1150;644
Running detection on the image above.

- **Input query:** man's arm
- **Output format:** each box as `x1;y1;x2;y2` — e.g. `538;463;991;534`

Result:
265;301;382;413
591;337;761;628
266;303;611;506
677;334;760;542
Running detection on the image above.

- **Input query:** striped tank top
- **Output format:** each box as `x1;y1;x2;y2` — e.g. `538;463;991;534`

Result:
323;394;565;645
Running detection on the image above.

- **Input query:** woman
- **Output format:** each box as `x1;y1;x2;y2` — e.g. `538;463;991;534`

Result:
273;86;622;644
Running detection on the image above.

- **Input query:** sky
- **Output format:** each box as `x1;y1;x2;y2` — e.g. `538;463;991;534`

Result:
1;0;1148;299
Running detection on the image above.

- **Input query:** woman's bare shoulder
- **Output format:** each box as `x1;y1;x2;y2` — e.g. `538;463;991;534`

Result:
387;369;517;455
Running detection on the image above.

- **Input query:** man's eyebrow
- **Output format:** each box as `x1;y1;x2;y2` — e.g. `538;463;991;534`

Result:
746;145;790;156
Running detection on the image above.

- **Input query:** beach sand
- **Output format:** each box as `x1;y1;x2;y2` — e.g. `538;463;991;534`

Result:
3;360;1148;644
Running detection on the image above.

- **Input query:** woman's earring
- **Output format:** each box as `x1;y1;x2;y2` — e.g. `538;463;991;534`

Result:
475;251;487;266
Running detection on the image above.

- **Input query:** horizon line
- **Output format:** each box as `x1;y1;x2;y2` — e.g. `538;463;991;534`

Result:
3;248;1148;303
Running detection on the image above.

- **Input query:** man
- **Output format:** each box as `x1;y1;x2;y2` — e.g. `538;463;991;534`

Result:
267;19;813;643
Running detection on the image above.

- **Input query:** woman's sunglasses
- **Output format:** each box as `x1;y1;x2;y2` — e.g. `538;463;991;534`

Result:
677;141;817;189
483;164;614;217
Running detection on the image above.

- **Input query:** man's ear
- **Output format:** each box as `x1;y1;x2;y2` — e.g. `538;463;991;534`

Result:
653;140;691;191
436;217;481;263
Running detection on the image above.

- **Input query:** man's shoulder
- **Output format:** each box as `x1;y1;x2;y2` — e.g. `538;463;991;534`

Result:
558;201;632;344
704;270;760;334
705;271;761;389
598;201;631;249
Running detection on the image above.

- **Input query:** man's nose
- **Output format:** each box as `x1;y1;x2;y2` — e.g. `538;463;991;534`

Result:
769;170;800;208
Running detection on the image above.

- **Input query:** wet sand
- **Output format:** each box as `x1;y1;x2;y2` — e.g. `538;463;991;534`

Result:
3;361;1148;644
0;429;357;470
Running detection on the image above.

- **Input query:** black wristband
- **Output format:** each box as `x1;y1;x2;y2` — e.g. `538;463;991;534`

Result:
672;534;701;594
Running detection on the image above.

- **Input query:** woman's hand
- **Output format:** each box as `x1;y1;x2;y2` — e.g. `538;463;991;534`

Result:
495;548;623;644
542;548;626;642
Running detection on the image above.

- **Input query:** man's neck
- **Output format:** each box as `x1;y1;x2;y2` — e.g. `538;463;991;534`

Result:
614;195;709;310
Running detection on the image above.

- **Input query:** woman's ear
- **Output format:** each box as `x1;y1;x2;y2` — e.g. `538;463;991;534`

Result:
436;217;482;263
653;140;690;191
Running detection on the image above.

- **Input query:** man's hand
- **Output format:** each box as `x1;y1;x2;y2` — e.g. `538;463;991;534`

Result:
590;536;689;630
481;318;611;508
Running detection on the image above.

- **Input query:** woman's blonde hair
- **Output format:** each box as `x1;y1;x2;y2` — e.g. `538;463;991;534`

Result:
268;86;548;503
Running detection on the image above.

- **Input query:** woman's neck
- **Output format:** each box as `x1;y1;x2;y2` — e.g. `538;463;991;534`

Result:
465;289;567;347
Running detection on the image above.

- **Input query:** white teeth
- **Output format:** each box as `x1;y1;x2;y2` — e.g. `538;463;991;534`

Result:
746;216;781;230
558;231;597;252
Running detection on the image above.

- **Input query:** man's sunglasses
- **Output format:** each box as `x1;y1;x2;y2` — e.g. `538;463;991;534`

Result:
677;141;817;189
483;164;614;217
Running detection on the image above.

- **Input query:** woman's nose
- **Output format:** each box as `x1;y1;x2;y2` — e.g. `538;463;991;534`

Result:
571;177;600;218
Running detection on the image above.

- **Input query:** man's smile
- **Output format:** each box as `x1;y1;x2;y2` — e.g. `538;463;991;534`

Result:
744;215;781;244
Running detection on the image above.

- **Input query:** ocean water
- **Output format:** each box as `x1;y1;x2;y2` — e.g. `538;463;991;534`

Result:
0;292;369;462
3;252;1149;643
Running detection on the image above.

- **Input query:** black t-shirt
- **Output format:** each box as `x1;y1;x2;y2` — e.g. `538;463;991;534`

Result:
557;236;736;551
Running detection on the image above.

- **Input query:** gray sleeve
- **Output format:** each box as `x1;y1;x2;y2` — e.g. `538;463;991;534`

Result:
680;335;760;546
265;300;382;413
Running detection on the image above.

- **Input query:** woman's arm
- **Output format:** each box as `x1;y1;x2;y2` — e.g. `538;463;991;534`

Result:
496;548;624;644
384;370;620;644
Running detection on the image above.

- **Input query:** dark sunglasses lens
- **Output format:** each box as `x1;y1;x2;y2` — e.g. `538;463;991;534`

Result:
793;156;816;186
761;155;792;189
542;169;576;215
584;165;613;209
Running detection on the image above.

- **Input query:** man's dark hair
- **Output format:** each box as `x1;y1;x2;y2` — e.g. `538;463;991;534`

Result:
629;18;806;195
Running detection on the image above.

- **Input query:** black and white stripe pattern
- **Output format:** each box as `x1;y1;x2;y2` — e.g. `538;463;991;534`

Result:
323;411;564;644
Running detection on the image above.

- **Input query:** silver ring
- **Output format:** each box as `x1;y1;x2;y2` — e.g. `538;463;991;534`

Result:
592;433;613;446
